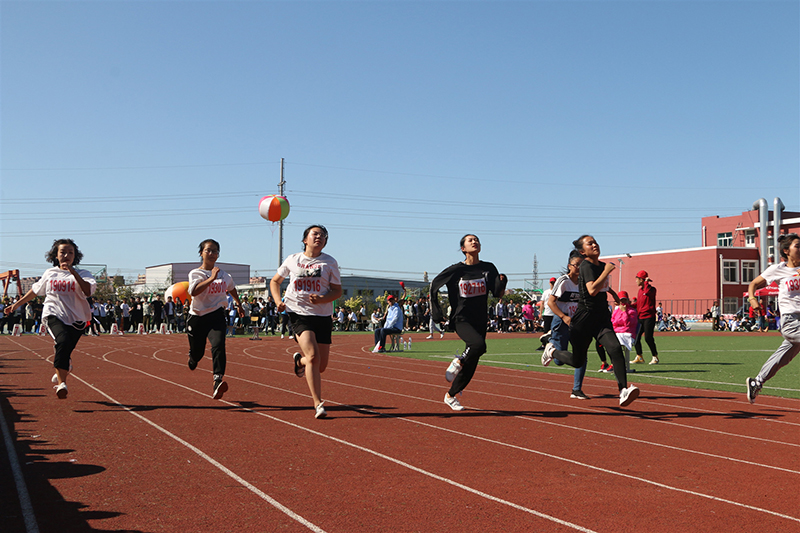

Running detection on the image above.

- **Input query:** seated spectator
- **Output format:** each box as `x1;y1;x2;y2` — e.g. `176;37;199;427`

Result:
372;295;403;353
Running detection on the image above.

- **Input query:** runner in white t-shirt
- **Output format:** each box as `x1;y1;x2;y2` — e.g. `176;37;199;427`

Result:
746;233;800;403
270;225;342;419
5;239;96;399
186;239;243;400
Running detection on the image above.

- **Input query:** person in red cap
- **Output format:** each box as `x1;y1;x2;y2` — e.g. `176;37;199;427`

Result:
633;269;659;364
536;276;557;350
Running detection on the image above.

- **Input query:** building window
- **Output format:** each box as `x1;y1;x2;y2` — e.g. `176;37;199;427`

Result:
722;260;738;283
742;261;758;283
717;232;733;247
745;230;756;247
723;297;738;315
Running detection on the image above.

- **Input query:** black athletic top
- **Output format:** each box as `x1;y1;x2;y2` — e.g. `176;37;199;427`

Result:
429;261;506;326
577;260;611;319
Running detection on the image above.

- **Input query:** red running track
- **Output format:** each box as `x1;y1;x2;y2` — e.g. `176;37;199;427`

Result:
0;332;798;532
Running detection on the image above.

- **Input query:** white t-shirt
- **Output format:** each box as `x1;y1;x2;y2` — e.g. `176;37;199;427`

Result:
188;268;235;316
277;251;341;317
760;262;800;316
32;267;96;325
541;288;555;316
551;274;580;318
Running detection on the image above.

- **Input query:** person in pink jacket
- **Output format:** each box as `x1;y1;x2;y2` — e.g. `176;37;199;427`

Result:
611;291;638;372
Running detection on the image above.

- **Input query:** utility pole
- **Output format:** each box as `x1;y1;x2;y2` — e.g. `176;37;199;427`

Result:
278;158;286;268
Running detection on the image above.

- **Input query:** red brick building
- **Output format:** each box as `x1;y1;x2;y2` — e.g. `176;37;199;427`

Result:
602;198;800;317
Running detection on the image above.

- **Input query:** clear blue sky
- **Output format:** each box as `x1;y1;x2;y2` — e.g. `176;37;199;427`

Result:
2;1;798;291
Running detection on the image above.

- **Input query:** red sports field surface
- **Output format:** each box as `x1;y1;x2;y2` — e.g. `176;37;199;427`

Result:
1;332;798;532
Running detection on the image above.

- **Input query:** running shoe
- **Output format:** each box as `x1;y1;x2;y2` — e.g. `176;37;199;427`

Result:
444;393;465;411
540;330;552;345
293;352;304;378
426;335;433;339
315;401;327;419
54;382;68;399
570;389;589;400
212;379;228;400
599;362;613;373
619;384;640;407
541;343;555;367
188;356;198;371
649;356;659;365
445;357;462;382
746;377;760;404
631;355;645;364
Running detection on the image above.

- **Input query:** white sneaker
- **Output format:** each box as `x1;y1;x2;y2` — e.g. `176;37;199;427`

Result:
315;401;327;419
426;335;433;339
54;382;68;399
649;357;659;365
445;357;462;382
541;343;555;366
444;393;464;411
440;333;444;339
619;385;640;407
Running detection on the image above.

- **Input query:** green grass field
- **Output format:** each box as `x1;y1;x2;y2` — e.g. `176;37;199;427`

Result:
365;332;800;400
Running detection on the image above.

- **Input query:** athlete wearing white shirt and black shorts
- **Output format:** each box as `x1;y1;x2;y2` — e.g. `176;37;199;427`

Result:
271;225;342;419
187;239;243;400
746;233;800;403
5;239;96;399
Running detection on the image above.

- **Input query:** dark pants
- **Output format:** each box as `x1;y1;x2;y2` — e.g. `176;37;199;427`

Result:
374;327;401;349
45;316;85;370
187;308;227;381
634;316;658;357
542;315;553;333
449;320;487;397
552;309;628;391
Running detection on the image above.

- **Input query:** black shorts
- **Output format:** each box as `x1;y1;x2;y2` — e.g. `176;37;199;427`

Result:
288;313;333;345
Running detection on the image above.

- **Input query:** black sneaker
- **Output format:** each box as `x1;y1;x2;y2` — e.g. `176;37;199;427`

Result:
188;356;197;371
293;352;304;378
570;389;589;400
213;379;228;400
746;377;760;404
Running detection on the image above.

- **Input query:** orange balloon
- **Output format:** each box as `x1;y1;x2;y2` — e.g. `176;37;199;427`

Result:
166;281;191;304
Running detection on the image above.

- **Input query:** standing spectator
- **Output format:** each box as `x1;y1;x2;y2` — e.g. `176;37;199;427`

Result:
633;270;659;365
151;294;164;333
164;296;176;332
612;291;638;371
120;299;131;332
711;302;721;331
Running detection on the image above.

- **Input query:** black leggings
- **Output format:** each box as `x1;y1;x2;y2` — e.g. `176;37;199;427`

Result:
187;308;227;380
552;310;628;391
634;316;658;357
45;316;85;370
449;320;487;397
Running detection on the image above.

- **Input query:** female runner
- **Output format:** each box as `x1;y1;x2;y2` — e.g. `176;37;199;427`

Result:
430;234;507;411
746;233;800;403
5;239;96;399
187;239;243;400
542;235;640;407
270;225;342;419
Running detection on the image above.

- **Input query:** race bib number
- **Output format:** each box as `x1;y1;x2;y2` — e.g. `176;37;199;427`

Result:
459;278;487;298
785;277;800;295
49;279;76;293
294;278;322;293
207;280;228;295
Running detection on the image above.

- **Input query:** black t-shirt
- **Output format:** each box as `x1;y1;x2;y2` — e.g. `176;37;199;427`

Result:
430;260;506;326
577;260;611;318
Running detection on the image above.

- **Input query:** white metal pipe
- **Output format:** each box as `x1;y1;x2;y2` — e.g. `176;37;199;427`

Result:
752;198;768;272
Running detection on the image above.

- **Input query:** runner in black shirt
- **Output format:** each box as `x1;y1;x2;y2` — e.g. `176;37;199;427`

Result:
430;234;507;411
543;235;640;407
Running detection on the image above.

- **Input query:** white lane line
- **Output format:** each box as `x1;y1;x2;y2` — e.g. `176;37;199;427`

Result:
133;350;798;524
110;352;597;532
0;399;40;533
